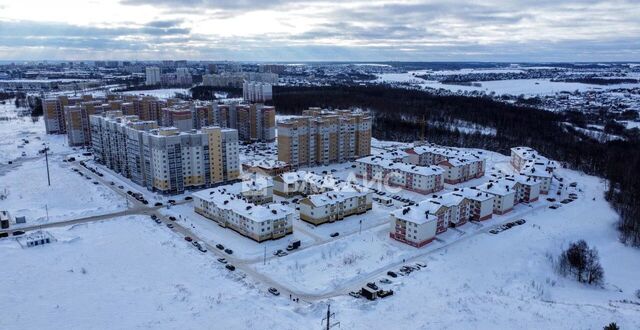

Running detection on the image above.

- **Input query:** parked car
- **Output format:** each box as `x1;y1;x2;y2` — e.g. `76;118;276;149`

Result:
415;262;427;268
217;258;227;264
268;287;280;296
184;236;193;242
150;215;158;220
169;216;177;221
273;249;283;256
377;289;394;298
166;224;174;229
330;232;340;237
118;185;124;189
224;248;233;255
515;219;526;225
386;271;398;278
380;278;391;284
366;282;379;290
216;244;224;250
184;196;193;201
154;219;161;224
12;230;25;236
348;291;361;298
489;229;499;234
225;264;236;271
168;199;176;204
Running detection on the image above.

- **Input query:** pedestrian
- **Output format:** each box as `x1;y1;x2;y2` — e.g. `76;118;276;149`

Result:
289;294;291;299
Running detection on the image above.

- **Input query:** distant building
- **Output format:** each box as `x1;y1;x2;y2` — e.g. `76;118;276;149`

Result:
299;183;372;225
236;103;276;143
243;81;273;103
175;67;192;86
145;66;161;86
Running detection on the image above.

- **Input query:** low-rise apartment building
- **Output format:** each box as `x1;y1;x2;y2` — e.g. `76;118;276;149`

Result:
193;186;295;242
476;179;517;215
356;155;445;194
242;159;291;176
298;183;372;225
273;171;336;197
390;203;439;247
405;144;486;184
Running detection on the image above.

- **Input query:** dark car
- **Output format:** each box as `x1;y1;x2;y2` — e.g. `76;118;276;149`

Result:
330;232;339;237
216;244;224;250
166;223;174;229
225;264;236;271
224;248;233;255
184;196;193;201
387;271;398;278
169;216;177;221
366;282;379;290
168;199;176;204
154;202;163;207
515;219;526;225
150;215;158;220
184;236;193;242
12;230;25;236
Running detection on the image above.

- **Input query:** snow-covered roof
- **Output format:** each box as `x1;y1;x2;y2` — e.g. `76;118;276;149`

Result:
357;156;444;176
408;144;485;162
305;183;370;207
391;202;439;225
243;158;289;169
454;188;494;202
193;188;293;222
475;179;517;196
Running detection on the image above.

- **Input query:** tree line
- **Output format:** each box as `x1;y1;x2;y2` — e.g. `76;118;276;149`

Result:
272;85;640;247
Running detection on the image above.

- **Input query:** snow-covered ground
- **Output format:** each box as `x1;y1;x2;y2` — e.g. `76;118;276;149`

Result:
1;166;639;329
376;71;640;96
0;158;126;226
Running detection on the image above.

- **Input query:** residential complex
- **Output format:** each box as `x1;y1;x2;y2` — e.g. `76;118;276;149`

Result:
44;94;277;146
299;183;372;225
277;108;372;167
193;181;295;242
90;112;240;194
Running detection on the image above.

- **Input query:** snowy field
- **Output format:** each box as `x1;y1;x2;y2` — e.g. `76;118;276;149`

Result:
0;158;126;226
376;71;640;96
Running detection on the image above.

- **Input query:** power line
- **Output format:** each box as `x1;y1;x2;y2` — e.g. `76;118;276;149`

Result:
321;304;340;330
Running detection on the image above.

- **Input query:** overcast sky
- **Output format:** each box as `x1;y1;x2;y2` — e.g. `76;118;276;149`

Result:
0;0;638;61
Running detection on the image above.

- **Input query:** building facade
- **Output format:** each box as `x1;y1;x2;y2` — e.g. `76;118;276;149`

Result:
90;113;240;194
278;108;372;167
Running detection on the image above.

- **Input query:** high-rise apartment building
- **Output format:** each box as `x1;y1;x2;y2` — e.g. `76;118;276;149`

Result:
277;108;372;167
90;113;240;194
145;66;161;86
236;103;276;143
175;67;192;85
243;81;273;102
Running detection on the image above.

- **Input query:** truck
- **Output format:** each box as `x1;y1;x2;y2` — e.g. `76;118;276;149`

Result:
286;240;301;251
360;287;377;301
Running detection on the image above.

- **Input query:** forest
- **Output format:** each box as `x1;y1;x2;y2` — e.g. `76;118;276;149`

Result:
272;85;640;247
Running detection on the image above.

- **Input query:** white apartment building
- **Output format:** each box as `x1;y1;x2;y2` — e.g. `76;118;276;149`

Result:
356;155;445;194
510;146;556;194
175;67;192;85
454;188;495;221
273;171;337;197
390;203;440;247
193;187;295;242
145;66;161;86
299;183;372;225
476;179;517;215
405;144;486;184
243;81;273;103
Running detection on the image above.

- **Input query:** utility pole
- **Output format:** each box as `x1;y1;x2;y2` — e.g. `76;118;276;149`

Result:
359;219;362;235
44;147;51;186
45;204;49;222
263;245;267;265
321;304;340;330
